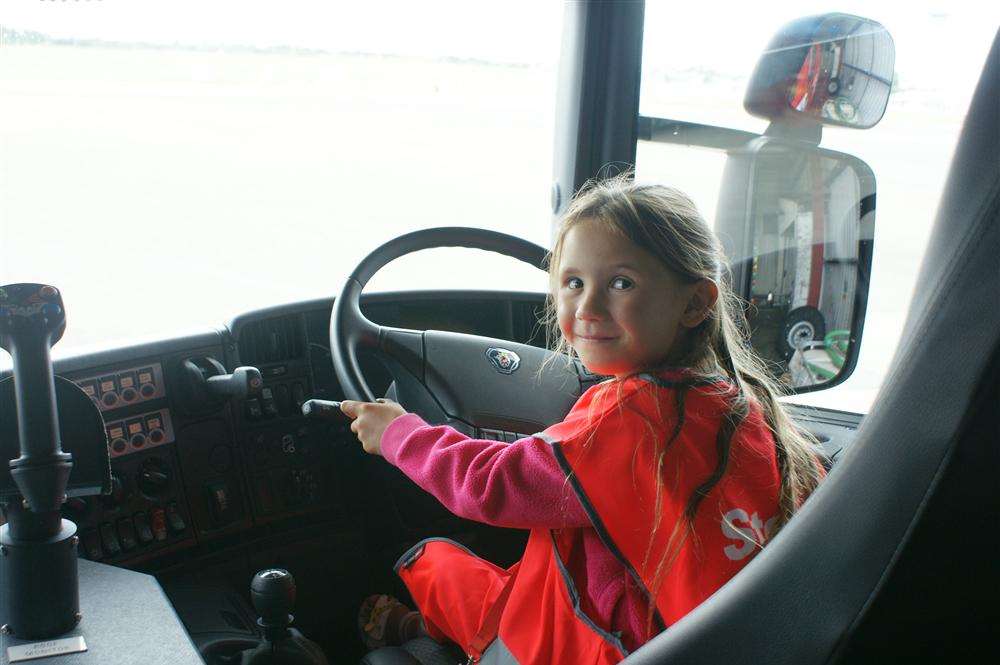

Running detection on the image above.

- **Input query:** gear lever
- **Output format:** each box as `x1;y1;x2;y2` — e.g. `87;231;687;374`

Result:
238;569;328;665
252;569;297;638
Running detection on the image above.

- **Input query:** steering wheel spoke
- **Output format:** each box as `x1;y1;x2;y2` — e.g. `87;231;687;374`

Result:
379;326;425;384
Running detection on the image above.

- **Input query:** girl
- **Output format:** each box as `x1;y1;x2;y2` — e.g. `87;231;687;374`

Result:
342;177;825;664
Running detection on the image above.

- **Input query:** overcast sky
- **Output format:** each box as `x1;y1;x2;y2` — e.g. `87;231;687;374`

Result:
2;0;563;62
4;1;994;92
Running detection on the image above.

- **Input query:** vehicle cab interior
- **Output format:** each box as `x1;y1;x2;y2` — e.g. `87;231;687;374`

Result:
1;3;997;664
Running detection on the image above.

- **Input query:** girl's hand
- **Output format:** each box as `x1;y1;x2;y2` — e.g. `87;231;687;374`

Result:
340;399;407;456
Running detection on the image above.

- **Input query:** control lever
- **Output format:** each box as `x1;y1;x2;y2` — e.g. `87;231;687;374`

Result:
0;283;71;512
180;358;262;411
0;283;80;638
300;399;351;423
206;366;263;400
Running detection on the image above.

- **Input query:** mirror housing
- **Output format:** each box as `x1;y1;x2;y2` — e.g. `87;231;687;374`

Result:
745;13;895;130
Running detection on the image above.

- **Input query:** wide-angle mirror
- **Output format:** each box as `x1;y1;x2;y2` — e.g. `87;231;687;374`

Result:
744;13;895;129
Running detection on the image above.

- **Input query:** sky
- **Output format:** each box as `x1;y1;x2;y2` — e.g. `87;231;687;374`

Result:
4;0;994;104
3;1;993;67
2;0;563;62
3;0;994;105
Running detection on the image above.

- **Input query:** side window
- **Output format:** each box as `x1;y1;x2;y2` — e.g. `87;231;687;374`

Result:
636;3;995;412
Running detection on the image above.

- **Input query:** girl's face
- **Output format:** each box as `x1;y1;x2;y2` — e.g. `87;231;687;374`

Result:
556;219;704;378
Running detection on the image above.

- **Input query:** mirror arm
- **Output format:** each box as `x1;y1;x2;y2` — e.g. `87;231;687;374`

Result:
764;120;822;145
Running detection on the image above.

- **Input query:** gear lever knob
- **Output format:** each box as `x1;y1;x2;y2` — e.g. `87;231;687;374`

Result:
251;568;296;629
241;569;329;665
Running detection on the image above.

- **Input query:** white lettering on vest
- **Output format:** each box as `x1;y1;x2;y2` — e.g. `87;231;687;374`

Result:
722;508;777;561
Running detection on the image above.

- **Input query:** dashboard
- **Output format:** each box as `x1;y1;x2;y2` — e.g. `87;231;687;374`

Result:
0;291;550;572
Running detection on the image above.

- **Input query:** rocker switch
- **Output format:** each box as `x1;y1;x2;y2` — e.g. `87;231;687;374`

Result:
134;512;154;544
245;398;263;420
165;502;187;533
150;507;168;542
99;523;122;557
206;479;235;526
117;518;138;551
81;530;103;560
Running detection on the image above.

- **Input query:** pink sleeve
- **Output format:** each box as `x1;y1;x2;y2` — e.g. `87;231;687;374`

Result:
380;413;590;529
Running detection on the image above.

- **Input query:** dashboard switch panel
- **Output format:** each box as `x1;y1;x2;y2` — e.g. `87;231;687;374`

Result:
106;408;175;457
75;362;166;412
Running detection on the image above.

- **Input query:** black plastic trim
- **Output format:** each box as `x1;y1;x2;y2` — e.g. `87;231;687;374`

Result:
0;328;225;381
553;1;646;214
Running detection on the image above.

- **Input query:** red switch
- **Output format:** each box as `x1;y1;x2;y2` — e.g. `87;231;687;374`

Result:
150;507;168;542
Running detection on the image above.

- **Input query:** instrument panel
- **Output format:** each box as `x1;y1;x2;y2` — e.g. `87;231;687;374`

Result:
5;292;547;569
56;346;350;567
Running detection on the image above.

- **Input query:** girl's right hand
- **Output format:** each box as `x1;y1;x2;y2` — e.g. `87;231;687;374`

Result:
340;399;407;456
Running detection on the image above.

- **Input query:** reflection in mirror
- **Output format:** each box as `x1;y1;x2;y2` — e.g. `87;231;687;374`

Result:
740;143;873;389
785;15;894;128
745;13;894;129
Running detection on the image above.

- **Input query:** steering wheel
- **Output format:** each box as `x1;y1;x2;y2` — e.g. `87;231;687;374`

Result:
329;227;586;435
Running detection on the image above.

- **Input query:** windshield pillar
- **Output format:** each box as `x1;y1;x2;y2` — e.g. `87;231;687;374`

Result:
551;1;645;235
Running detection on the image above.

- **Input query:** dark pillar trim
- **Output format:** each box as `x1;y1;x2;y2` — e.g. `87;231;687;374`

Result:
551;1;646;226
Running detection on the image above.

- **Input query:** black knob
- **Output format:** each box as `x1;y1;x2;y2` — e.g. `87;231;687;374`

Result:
206;366;263;400
180;358;262;414
301;399;350;423
0;283;66;349
251;568;296;628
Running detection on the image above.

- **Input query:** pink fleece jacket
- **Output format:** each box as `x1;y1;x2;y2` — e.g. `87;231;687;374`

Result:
381;413;650;652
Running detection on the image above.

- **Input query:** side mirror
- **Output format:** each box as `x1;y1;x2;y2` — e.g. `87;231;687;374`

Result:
744;13;895;129
716;139;874;392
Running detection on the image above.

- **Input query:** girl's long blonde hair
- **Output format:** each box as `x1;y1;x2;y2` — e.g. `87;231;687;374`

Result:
545;175;826;632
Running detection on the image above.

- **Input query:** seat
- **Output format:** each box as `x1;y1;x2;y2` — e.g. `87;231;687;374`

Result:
361;636;465;665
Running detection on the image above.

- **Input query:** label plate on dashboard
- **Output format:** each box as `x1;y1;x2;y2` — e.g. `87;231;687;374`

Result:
7;636;88;662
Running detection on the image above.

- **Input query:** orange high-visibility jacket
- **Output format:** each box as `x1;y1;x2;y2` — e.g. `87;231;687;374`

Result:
396;372;781;664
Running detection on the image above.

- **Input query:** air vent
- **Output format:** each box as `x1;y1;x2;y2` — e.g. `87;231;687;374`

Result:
238;315;305;365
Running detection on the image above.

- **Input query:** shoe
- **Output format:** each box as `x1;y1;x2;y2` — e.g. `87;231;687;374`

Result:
358;594;412;650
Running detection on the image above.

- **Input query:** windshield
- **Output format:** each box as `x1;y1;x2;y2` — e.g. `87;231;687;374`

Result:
1;0;558;352
2;1;997;415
